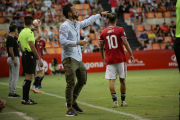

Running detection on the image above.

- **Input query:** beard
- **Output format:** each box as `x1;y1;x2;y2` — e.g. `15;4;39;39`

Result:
72;14;78;19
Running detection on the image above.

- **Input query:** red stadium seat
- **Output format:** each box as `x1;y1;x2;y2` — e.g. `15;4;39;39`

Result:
47;48;55;54
95;34;100;39
83;4;90;9
75;4;82;10
0;18;3;23
89;33;95;40
147;12;155;18
160;6;166;11
123;13;130;20
45;42;52;48
137;25;144;32
144;25;151;31
155;12;163;18
52;41;60;47
153;44;160;50
146;44;153;50
136;32;142;38
56;47;62;54
164;37;171;42
160;43;166;49
164;12;171;18
136;7;142;12
152;25;156;31
0;30;7;36
92;40;99;45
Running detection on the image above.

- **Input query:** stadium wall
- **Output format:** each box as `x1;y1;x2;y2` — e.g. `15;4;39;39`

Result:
0;50;178;78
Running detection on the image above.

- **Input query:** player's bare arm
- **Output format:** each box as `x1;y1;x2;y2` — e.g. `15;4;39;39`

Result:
100;41;106;64
44;47;49;55
9;47;17;66
35;26;42;41
122;38;134;63
29;41;43;67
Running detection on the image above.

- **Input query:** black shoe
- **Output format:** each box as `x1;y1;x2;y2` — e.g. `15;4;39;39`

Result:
21;99;37;105
9;93;21;98
66;108;78;116
72;102;83;113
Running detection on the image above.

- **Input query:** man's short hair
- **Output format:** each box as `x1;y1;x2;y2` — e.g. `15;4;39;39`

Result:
24;16;33;26
9;24;17;32
63;3;73;19
108;12;117;23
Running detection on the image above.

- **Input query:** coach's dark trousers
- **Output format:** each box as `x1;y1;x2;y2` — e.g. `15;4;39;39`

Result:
62;57;87;107
174;38;180;72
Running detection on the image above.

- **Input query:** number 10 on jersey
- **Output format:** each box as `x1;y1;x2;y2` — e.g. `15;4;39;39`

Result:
106;35;118;49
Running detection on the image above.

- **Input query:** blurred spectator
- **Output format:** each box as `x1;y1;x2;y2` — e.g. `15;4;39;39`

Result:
29;0;37;7
24;8;32;16
3;33;8;46
48;27;57;42
0;0;5;11
81;26;90;40
45;8;57;25
0;49;2;56
44;0;52;8
165;41;173;49
160;22;169;37
18;22;24;33
7;4;15;13
41;27;48;41
28;4;34;12
84;45;92;53
93;45;99;52
154;24;161;37
148;30;157;43
96;3;103;12
157;4;164;12
169;21;176;37
50;4;57;16
22;0;29;7
3;9;12;23
88;40;94;51
139;0;146;7
0;99;5;112
14;0;21;8
79;0;85;4
13;10;20;26
2;48;8;56
166;0;171;11
60;0;68;8
36;9;45;23
139;31;149;47
41;3;48;13
109;0;117;12
151;1;158;11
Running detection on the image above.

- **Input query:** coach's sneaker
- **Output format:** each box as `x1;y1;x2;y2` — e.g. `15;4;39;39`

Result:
121;101;128;107
21;99;37;105
72;102;83;113
66;108;78;116
9;93;21;98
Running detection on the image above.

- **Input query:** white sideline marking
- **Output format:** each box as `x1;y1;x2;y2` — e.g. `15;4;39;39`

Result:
1;112;35;120
0;82;149;120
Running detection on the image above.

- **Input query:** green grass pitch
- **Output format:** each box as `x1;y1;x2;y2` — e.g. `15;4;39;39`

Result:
0;69;179;120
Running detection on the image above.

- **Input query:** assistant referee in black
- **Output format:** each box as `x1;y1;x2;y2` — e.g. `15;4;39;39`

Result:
18;16;43;105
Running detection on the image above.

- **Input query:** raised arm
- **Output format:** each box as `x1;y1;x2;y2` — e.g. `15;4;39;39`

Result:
79;11;109;29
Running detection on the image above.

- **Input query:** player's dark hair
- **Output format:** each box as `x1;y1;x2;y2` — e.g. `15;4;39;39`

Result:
24;16;33;26
108;12;117;23
9;24;17;32
63;3;73;19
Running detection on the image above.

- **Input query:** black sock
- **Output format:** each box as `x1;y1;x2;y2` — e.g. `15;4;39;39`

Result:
121;93;126;102
23;80;32;101
33;75;41;87
39;76;44;85
111;93;117;102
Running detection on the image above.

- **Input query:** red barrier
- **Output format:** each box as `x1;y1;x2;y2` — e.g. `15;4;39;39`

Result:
0;50;178;78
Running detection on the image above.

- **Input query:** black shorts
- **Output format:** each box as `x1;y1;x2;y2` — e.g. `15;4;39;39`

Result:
174;38;180;72
22;52;36;74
